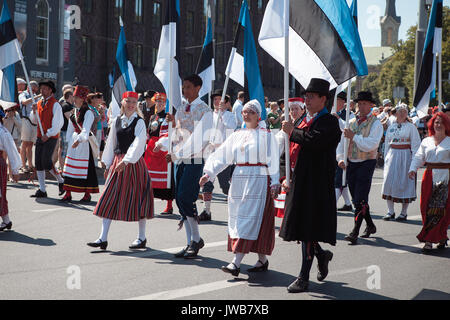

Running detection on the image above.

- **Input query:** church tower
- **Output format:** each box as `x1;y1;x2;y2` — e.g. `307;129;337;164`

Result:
380;0;401;46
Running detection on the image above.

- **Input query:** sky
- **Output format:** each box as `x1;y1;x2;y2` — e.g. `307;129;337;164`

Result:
346;0;450;47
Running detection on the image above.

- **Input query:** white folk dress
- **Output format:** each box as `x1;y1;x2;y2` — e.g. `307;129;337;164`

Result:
382;121;421;203
203;127;280;241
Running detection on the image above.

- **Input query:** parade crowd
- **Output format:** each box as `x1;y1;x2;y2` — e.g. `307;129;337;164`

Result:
0;75;449;293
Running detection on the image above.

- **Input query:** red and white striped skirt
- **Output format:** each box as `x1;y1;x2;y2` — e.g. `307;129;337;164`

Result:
227;185;275;255
93;154;154;221
0;154;8;217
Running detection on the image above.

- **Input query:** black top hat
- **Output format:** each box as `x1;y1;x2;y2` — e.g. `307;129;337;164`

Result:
303;78;330;97
39;80;56;93
337;91;347;101
354;91;376;104
211;89;230;103
144;90;157;99
277;99;284;106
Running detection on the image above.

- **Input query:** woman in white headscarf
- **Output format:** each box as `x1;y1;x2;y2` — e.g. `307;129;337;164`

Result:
199;100;281;277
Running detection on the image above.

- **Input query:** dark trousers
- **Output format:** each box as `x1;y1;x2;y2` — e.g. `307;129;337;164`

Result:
299;241;325;281
35;137;58;171
202;165;234;195
347;159;377;235
174;159;204;218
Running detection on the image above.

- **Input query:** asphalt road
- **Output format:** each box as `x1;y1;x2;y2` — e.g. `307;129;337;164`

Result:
0;168;449;301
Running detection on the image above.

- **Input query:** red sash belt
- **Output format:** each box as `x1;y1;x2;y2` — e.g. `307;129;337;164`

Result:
390;144;411;149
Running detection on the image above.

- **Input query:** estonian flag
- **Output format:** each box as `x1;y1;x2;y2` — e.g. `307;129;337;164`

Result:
154;0;182;112
413;0;443;118
350;0;358;27
196;5;215;100
226;0;265;119
0;0;19;103
258;0;367;90
110;18;137;119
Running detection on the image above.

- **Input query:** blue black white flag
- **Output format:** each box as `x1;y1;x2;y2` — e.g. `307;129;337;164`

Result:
258;0;367;91
110;18;137;119
226;0;265;119
350;0;358;27
413;0;443;118
196;5;215;99
154;0;182;112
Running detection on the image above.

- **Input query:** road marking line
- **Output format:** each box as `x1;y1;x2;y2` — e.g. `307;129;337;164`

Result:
127;279;246;300
386;243;423;253
32;207;75;213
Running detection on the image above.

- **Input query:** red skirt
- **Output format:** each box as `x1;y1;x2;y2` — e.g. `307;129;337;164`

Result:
0;156;8;217
417;168;450;243
93;154;154;221
227;184;275;255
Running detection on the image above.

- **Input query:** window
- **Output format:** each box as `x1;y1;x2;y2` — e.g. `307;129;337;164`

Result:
153;2;161;28
84;0;93;13
36;0;49;64
217;0;224;27
186;11;194;34
135;0;143;23
133;44;143;68
114;0;123;17
82;36;93;64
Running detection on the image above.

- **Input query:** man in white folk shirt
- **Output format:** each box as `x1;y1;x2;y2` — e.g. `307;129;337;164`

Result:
199;89;237;221
29;80;64;198
155;74;213;259
232;91;245;129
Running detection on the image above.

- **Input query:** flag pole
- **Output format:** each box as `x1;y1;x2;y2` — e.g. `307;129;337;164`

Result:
167;23;174;190
342;80;351;186
14;41;44;136
438;52;442;110
283;0;290;187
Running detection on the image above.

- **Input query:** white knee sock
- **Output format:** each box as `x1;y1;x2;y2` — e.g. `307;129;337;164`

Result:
183;218;192;246
99;218;112;242
335;188;342;203
387;200;395;214
256;254;268;266
37;170;46;192
401;203;409;216
186;216;200;243
231;252;245;268
49;168;64;183
204;201;211;214
2;214;10;224
138;219;146;240
342;187;352;206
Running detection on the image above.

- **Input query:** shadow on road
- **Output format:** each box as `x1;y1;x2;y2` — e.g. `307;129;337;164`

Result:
0;230;56;246
32;198;95;211
412;289;450;300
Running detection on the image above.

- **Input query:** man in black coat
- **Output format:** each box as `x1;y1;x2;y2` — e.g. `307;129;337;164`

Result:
280;78;341;293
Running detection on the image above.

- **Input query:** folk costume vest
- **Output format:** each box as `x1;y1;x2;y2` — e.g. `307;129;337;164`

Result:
348;114;378;161
37;96;59;138
114;116;141;154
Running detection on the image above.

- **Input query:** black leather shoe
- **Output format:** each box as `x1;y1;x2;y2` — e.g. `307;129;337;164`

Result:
338;204;353;212
59;195;72;202
344;233;358;245
287;277;309;293
0;221;12;231
221;263;240;277
160;208;173;215
317;250;333;281
361;225;377;238
30;189;47;198
87;240;108;250
183;238;204;259
248;260;269;272
174;245;190;258
129;238;147;249
80;195;91;203
437;240;447;250
383;213;395;221
58;183;65;196
198;210;211;221
395;214;407;222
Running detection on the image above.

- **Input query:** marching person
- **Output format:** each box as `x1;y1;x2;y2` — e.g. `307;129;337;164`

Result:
199;99;280;277
141;90;157;130
332;91;355;212
232;91;245;129
409;112;450;252
279;79;341;293
87;91;153;250
199;89;237;221
144;92;175;215
382;104;421;221
3;103;22;182
60;86;99;202
0;107;21;232
154;74;213;259
29;80;64;198
337;91;383;245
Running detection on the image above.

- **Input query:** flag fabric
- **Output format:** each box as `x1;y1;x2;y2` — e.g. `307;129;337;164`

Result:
0;65;16;103
110;18;137;119
0;0;22;70
258;0;367;91
196;5;215;99
413;0;443;118
226;0;265;119
350;0;358;27
154;0;182;112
